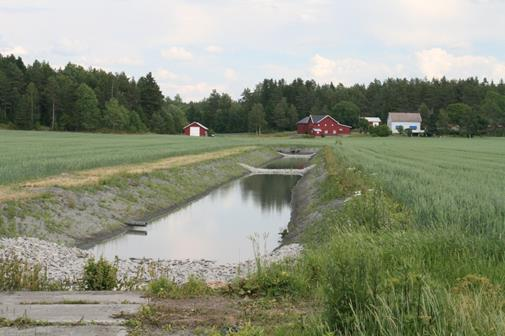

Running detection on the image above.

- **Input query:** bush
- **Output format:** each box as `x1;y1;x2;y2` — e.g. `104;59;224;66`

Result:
82;257;118;290
369;124;392;137
0;123;15;130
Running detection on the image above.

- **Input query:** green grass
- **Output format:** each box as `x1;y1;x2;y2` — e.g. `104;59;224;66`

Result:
215;138;505;335
338;137;505;235
293;138;505;335
0;130;330;185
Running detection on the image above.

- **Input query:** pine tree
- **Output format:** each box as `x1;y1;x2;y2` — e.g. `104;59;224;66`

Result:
137;73;163;127
272;98;289;130
76;83;101;131
14;93;32;129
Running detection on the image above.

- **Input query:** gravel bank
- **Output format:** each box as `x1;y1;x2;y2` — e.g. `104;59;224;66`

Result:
0;237;302;287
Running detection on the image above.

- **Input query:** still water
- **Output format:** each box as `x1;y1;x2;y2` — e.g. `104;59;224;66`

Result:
91;161;302;263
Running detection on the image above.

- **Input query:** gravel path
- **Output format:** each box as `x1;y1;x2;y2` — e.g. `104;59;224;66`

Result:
0;237;302;287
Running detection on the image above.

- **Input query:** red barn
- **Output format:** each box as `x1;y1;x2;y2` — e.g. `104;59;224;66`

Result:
183;122;208;137
296;115;351;136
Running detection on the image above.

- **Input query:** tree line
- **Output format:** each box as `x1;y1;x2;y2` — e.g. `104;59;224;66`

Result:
0;54;186;133
1;53;505;136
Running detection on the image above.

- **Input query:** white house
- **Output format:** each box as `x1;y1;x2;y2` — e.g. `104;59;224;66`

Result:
363;117;381;127
387;112;423;134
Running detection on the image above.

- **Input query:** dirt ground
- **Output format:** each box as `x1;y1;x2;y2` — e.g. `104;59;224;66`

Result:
0;146;256;202
127;295;313;335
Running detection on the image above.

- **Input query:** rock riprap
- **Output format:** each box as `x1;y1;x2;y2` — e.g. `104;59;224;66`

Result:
0;237;302;287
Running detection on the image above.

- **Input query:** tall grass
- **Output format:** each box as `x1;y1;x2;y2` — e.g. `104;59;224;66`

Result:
287;141;505;335
0;257;52;291
338;137;505;235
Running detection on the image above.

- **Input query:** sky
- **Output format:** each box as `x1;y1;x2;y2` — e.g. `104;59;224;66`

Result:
2;0;505;101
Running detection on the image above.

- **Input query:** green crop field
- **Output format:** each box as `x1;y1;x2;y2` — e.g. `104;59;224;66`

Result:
339;137;505;234
295;137;505;335
0;130;330;185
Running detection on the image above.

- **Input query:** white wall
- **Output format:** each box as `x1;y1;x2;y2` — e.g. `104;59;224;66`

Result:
388;121;422;134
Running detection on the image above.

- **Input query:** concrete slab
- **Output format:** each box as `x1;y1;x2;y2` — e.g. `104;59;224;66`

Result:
0;304;139;324
0;291;146;305
0;325;128;336
0;291;147;333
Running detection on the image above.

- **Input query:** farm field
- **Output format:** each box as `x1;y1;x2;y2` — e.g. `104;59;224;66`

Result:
338;137;505;234
295;137;505;334
2;131;505;334
0;130;330;186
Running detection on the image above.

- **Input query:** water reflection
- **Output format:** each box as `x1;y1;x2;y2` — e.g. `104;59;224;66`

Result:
240;175;299;212
264;158;309;169
91;174;300;263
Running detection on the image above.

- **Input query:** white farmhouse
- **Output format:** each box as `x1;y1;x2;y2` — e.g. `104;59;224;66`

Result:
387;112;423;134
363;117;381;127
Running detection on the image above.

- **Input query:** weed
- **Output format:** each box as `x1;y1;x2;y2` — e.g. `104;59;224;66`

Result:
0;257;51;291
146;275;213;299
82;257;118;290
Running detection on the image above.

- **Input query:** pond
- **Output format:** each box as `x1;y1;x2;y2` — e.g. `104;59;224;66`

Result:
91;157;306;263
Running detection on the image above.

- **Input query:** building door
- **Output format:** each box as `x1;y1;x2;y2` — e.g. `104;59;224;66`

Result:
189;127;200;136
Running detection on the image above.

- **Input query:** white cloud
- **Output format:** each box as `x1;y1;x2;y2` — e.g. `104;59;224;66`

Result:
159;82;226;101
52;38;87;56
156;68;180;81
76;55;143;68
224;68;237;81
309;54;403;85
161;46;193;61
416;48;505;80
0;45;28;56
206;45;223;54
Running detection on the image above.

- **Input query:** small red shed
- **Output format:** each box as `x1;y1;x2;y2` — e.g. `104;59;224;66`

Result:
183;122;208;137
297;115;351;136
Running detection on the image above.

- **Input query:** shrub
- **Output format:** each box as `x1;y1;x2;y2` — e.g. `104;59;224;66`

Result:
82;257;118;290
147;275;212;299
369;124;392;137
320;146;365;200
210;323;265;336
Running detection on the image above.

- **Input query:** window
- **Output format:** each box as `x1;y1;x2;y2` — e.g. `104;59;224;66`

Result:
410;125;417;130
324;130;328;134
333;130;336;134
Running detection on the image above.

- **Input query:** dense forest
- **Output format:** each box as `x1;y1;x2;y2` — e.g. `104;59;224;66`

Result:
1;53;505;136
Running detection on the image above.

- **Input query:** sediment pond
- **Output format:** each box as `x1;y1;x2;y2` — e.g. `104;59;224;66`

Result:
91;157;308;263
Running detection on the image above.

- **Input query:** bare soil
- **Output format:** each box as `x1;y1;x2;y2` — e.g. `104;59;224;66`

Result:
129;296;313;335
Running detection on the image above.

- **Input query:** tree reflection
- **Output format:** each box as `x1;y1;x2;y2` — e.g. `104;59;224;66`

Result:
240;175;300;212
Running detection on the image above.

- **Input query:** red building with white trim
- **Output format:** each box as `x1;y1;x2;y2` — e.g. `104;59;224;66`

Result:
183;122;208;136
296;115;351;136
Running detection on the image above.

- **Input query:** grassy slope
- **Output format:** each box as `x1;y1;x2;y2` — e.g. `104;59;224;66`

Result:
0;148;279;245
0;130;331;185
187;137;505;335
294;138;505;335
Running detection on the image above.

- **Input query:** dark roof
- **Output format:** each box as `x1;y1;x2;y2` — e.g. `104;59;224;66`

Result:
297;116;311;124
297;115;331;124
388;112;422;122
311;115;327;123
297;114;352;128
